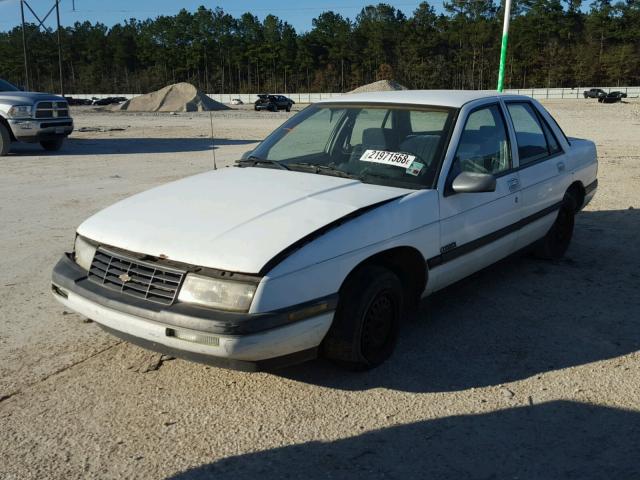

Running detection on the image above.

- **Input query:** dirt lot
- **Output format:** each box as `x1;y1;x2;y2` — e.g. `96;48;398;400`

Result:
1;100;639;479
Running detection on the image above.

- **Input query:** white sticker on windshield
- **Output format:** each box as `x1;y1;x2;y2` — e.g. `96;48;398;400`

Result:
406;161;424;176
359;149;416;168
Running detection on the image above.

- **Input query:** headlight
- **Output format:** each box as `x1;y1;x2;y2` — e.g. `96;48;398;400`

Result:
74;235;98;271
177;273;256;312
7;105;32;118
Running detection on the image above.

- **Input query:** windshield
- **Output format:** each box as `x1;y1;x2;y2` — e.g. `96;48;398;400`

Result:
0;79;20;92
250;103;455;189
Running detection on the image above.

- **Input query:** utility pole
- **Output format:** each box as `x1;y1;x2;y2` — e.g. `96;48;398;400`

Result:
497;0;512;92
20;1;30;90
55;0;64;96
18;0;66;94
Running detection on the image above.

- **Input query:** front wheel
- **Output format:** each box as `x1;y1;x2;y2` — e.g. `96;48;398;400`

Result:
0;123;11;156
323;265;403;370
534;193;576;260
40;138;65;152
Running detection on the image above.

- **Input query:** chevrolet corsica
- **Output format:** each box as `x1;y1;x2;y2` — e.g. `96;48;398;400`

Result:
52;91;598;371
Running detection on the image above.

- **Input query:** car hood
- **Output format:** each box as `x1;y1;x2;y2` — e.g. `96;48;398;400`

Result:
77;167;410;274
0;91;66;103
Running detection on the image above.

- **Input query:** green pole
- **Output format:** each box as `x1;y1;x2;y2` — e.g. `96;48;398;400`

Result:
497;0;512;92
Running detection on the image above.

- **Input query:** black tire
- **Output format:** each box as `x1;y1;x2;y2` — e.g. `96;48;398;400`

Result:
286;105;291;112
40;138;64;152
534;193;576;260
0;123;10;156
323;265;403;370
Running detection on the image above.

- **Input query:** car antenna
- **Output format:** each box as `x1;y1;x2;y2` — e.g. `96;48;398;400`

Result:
209;111;217;170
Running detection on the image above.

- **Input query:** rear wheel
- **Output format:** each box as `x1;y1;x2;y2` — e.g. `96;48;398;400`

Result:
0;123;11;156
534;193;576;260
40;138;64;152
323;265;403;370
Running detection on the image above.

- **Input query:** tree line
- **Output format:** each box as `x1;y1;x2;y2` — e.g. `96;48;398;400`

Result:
0;1;638;94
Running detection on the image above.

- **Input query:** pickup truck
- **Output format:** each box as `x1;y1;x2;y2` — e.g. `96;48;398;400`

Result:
0;79;73;156
583;88;607;99
51;91;597;371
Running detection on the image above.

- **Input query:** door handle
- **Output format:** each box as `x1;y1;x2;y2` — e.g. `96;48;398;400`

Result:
557;161;566;173
508;178;520;192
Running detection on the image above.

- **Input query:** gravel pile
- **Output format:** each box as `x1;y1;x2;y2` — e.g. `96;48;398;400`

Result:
114;82;230;112
349;79;408;94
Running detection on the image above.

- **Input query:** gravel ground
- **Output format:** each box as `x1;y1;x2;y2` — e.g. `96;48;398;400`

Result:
0;99;639;479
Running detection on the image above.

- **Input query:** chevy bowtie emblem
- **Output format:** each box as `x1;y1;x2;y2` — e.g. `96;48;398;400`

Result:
119;273;132;283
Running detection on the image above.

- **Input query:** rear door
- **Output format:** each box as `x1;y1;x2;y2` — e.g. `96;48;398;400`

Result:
430;102;522;291
503;101;570;250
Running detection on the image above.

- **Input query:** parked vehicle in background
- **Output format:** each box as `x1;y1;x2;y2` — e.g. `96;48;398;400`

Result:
52;90;597;371
230;98;244;105
254;94;295;112
91;96;127;106
64;96;93;106
583;88;606;99
0;78;73;156
598;91;627;103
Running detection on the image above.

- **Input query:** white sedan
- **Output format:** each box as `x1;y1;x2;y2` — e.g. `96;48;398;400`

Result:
51;90;598;371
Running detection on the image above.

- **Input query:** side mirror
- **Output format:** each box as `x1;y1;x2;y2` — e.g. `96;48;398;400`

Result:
452;171;496;193
240;150;254;160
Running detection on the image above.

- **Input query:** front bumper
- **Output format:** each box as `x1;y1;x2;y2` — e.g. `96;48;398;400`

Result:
51;254;336;371
9;118;73;142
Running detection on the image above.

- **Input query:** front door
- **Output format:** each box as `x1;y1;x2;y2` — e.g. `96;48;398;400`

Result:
429;102;522;291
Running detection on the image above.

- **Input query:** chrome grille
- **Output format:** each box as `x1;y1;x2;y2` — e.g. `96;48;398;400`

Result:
35;101;69;119
88;248;185;305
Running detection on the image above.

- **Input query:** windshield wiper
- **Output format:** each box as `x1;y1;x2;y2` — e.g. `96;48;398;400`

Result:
236;156;290;170
286;162;357;180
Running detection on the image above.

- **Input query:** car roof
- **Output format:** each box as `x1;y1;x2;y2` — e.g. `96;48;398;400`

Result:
315;90;528;109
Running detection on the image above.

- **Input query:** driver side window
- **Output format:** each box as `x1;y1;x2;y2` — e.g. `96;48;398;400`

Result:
453;105;511;175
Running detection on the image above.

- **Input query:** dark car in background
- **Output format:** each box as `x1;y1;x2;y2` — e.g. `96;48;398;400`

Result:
583;88;607;99
598;91;627;103
254;94;295;112
64;96;93;106
91;96;128;106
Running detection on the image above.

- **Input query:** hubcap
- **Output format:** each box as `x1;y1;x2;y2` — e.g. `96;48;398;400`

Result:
361;291;396;360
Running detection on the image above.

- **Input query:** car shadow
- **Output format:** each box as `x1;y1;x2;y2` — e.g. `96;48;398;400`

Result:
8;137;259;156
278;207;640;393
169;400;640;479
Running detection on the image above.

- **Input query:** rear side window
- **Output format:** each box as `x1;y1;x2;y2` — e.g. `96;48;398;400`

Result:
410;110;449;133
267;107;346;160
506;102;561;165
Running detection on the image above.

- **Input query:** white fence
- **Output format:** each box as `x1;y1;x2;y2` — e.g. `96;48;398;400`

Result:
67;86;640;104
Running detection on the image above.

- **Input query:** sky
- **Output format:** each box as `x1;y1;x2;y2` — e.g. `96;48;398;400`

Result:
0;0;441;33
